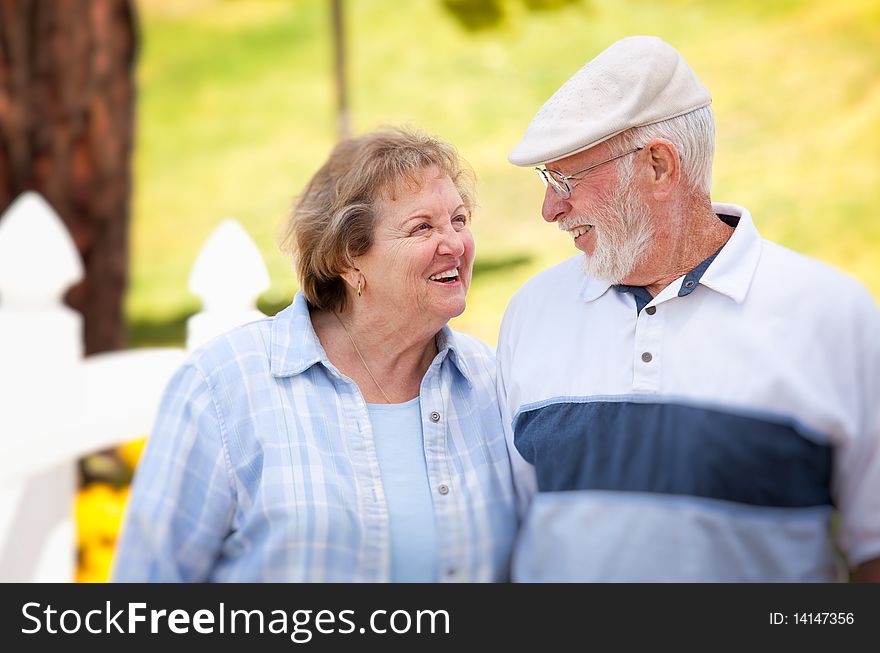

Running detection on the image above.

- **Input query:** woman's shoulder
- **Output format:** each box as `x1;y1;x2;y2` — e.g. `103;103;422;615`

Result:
443;327;496;381
185;316;275;377
444;327;494;358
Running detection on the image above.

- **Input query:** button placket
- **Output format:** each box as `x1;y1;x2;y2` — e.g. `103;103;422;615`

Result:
632;298;664;393
422;373;459;583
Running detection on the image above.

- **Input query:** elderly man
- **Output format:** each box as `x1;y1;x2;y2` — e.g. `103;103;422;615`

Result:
498;35;880;582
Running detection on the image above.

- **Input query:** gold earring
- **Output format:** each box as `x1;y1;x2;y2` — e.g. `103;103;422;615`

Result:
357;279;362;297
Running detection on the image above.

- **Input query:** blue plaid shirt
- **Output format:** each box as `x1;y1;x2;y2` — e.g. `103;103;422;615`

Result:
112;293;517;582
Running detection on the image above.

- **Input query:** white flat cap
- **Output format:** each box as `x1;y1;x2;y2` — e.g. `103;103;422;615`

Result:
509;35;711;166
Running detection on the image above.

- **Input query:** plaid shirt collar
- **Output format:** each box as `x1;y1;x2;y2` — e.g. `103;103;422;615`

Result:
269;292;475;387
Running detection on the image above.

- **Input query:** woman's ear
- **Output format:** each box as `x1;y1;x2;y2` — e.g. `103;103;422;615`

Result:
340;266;364;296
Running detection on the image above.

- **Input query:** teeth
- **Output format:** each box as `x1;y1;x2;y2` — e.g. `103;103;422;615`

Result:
568;225;593;239
429;268;459;281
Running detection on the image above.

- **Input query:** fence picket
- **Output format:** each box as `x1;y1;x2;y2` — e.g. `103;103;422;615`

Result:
0;194;270;581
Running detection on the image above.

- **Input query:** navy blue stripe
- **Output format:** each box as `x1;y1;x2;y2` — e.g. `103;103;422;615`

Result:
677;246;722;298
613;284;653;313
513;401;833;508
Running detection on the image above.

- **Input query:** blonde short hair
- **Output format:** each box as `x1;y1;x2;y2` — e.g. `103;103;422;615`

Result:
281;127;475;313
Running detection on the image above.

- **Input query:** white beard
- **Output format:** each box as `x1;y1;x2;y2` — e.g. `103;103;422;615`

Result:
578;181;654;284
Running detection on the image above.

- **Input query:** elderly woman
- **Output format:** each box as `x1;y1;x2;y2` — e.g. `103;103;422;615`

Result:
112;128;517;582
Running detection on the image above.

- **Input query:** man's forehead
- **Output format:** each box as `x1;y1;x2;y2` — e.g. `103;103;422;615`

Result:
546;142;614;171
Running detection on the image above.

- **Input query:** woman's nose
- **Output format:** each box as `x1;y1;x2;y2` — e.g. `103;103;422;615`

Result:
438;225;465;257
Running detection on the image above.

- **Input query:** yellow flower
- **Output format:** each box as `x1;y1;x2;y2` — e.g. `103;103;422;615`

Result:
76;484;129;548
79;542;116;583
76;566;109;584
117;437;148;471
76;483;132;583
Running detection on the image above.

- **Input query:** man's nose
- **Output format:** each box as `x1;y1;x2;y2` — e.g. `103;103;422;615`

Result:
541;188;570;223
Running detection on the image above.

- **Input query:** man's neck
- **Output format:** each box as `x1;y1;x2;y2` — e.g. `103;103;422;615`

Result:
625;204;734;297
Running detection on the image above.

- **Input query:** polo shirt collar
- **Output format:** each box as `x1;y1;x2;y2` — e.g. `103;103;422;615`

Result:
581;274;613;303
270;292;474;386
698;202;762;304
579;202;762;305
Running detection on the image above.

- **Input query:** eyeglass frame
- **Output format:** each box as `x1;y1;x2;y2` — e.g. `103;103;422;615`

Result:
535;146;643;199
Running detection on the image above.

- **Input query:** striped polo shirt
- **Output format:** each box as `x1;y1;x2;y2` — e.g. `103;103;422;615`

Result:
497;203;880;582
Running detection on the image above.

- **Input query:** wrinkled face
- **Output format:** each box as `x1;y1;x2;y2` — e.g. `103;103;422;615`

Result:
568;177;654;284
541;146;653;284
356;167;474;329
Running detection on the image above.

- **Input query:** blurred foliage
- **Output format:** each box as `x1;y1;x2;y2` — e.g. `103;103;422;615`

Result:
442;0;505;31
522;0;582;12
441;0;581;31
127;0;880;349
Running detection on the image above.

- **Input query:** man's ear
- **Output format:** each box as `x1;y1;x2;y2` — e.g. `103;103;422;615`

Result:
645;138;682;200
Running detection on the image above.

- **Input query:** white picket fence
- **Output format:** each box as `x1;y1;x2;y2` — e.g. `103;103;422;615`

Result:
0;192;273;581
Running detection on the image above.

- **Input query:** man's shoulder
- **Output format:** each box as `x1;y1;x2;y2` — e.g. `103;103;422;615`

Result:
499;254;589;349
758;239;875;310
508;254;585;309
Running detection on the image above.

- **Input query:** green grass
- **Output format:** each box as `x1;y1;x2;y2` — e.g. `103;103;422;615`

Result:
129;0;880;346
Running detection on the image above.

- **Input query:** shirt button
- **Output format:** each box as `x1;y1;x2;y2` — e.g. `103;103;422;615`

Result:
641;352;653;363
684;280;696;289
645;306;656;315
430;411;441;422
438;484;450;495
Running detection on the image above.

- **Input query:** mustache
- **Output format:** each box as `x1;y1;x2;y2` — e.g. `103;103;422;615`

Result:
557;215;596;232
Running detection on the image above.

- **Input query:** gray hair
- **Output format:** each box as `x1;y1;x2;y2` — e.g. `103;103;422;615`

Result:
615;105;715;196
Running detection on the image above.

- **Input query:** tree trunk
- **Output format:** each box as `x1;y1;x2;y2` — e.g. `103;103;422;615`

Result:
0;0;137;354
331;0;349;140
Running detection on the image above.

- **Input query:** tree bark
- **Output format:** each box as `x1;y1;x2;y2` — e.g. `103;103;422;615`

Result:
331;0;350;140
0;0;137;354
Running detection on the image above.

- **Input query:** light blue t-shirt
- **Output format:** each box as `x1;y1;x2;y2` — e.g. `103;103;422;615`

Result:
367;397;438;582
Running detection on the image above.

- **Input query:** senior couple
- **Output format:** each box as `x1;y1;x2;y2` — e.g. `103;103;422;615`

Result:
114;37;880;583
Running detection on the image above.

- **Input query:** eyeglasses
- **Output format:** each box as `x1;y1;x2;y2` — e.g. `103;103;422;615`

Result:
535;147;643;199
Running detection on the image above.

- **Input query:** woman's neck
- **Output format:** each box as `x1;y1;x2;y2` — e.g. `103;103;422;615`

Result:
311;307;439;404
